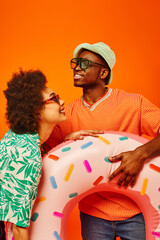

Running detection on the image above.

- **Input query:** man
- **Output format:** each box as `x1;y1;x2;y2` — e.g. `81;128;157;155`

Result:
46;42;160;239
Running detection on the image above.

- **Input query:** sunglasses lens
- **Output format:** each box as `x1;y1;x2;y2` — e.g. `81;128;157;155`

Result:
70;59;77;69
43;94;60;104
53;95;60;103
56;95;60;103
70;58;89;70
80;59;89;70
47;95;59;104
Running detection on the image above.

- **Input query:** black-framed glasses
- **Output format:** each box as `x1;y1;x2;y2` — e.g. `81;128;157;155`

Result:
70;58;106;70
42;94;60;104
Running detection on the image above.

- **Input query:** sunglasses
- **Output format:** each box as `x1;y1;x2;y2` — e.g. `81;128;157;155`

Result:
70;58;106;70
42;94;60;104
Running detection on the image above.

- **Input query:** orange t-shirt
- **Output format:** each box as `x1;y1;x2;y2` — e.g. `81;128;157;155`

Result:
46;88;160;220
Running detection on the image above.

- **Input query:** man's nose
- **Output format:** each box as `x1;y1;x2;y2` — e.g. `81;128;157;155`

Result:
74;63;81;71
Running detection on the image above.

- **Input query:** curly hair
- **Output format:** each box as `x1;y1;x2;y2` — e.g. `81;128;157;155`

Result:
4;69;47;134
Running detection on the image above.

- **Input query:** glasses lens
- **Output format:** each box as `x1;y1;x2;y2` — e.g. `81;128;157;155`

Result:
80;59;89;70
70;59;77;69
51;95;60;104
43;94;60;104
70;58;89;70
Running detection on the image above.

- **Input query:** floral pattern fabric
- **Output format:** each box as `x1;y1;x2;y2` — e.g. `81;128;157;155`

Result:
0;130;42;227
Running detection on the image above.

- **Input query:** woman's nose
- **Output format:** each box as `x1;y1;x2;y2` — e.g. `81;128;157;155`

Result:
60;99;65;106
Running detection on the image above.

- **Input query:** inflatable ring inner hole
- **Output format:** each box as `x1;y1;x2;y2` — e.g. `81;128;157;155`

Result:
65;187;158;240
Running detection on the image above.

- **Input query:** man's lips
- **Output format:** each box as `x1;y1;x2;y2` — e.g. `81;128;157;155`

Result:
74;74;83;80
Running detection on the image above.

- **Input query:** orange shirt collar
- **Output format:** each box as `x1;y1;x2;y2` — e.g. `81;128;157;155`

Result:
82;88;112;111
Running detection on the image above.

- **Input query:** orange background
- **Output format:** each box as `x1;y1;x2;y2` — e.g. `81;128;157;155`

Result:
1;0;160;239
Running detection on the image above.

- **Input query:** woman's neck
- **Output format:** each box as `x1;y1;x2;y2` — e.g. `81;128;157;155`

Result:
38;122;55;145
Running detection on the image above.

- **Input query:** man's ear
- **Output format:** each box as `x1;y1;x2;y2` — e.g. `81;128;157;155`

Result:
100;68;109;79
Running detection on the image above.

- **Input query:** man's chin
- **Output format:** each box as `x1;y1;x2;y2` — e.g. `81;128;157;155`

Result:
74;82;83;87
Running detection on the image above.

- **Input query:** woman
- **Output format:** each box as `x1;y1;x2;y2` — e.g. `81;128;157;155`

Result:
0;69;67;240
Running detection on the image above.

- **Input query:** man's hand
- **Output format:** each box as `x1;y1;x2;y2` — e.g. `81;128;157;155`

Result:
108;133;160;188
108;149;145;188
64;129;104;141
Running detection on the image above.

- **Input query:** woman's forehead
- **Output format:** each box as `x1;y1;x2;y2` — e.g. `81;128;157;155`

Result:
42;87;55;97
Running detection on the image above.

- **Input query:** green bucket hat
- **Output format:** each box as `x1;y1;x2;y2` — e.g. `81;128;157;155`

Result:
73;42;116;84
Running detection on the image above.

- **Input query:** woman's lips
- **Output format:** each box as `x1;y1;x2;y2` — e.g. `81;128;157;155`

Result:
60;108;65;114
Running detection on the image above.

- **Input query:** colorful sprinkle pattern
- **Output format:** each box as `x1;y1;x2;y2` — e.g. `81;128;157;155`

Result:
141;178;148;196
49;154;59;161
31;213;39;222
104;156;111;163
37;197;46;202
93;176;104;185
53;212;64;218
149;164;160;173
98;135;110;144
27;133;160;240
80;141;93;149
50;176;57;189
83;160;92;173
53;231;61;240
69;192;78;198
152;232;160;238
62;147;71;152
65;164;74;181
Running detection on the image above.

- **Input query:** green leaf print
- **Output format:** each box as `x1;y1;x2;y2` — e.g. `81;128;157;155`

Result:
31;166;37;175
10;151;17;161
20;179;33;186
8;166;15;171
12;197;22;204
11;175;30;191
15;148;19;158
24;165;32;178
30;175;37;184
0;159;8;170
16;165;26;174
16;160;27;165
3;189;14;199
7;183;12;188
3;202;10;219
12;211;19;219
0;130;41;227
11;203;20;212
14;187;27;195
22;206;26;220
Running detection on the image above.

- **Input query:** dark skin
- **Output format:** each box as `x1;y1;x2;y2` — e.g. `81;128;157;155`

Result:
73;51;109;104
73;50;160;187
108;133;160;187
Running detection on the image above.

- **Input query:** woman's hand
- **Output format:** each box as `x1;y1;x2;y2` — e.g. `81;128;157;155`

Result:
64;129;104;141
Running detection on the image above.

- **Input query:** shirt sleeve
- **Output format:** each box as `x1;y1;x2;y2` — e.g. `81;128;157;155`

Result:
0;135;42;227
140;96;160;137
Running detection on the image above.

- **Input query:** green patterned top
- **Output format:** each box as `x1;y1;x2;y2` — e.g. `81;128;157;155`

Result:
0;130;42;227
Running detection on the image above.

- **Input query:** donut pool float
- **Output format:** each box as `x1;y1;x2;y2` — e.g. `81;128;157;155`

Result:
6;132;160;239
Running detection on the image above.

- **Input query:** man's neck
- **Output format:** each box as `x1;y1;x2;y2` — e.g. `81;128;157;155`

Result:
83;86;107;105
